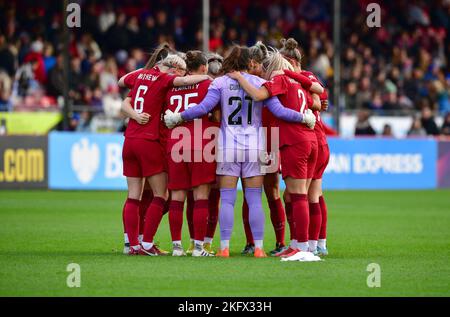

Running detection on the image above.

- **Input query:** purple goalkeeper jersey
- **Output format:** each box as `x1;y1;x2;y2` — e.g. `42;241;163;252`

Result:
181;73;303;152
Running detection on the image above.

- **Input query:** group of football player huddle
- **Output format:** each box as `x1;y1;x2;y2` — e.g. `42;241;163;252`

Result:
118;38;330;261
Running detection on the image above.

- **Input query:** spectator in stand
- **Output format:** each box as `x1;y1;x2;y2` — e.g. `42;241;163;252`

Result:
441;112;450;136
420;106;440;136
408;116;427;137
23;39;46;85
0;0;448;133
354;110;376;136
0;71;12;111
46;53;63;98
382;124;394;137
0;34;15;78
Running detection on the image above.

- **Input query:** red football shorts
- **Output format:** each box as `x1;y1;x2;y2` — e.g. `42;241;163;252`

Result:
167;150;216;190
122;137;166;178
313;144;330;180
280;140;318;179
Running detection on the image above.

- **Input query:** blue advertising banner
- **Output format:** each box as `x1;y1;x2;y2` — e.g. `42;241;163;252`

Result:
49;132;126;190
321;137;437;190
48;132;438;190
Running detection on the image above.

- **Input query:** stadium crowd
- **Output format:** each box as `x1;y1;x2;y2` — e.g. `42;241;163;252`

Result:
0;0;449;135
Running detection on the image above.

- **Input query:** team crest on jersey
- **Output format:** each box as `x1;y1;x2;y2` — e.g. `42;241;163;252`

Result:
229;84;240;90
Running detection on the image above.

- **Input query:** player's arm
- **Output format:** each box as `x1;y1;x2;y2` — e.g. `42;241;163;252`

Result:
118;68;143;88
173;74;212;87
320;89;329;111
265;97;315;128
227;71;270;101
283;69;324;95
121;97;150;125
311;93;322;111
209;106;221;123
164;88;221;128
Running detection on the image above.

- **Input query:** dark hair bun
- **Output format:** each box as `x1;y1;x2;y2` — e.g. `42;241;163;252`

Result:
283;38;299;50
185;51;195;60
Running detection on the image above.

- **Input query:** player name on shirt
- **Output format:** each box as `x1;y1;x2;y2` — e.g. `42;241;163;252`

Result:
137;73;159;81
172;83;201;91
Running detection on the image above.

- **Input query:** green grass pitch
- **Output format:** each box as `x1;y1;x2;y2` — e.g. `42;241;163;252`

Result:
0;190;449;297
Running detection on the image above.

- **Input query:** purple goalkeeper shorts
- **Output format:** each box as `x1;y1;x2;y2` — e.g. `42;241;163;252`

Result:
216;149;265;178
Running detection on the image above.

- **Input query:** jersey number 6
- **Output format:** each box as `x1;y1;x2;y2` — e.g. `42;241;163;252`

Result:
134;85;148;114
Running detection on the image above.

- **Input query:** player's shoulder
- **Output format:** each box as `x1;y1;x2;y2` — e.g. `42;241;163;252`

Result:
199;78;212;88
210;75;228;88
243;73;266;85
301;70;320;82
266;74;285;84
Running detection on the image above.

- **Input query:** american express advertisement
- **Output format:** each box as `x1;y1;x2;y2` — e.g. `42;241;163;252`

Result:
322;138;438;190
47;132;440;190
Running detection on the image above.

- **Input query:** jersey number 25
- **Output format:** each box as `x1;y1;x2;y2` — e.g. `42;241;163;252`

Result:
170;93;199;113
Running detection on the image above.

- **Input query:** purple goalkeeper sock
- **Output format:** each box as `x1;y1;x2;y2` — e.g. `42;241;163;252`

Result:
219;188;237;241
244;187;265;240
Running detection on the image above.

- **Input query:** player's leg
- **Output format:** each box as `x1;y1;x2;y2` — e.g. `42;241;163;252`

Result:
242;175;266;258
305;141;319;253
186;190;195;253
217;175;239;257
318;194;328;255
264;172;287;255
140;172;169;255
284;177;309;252
192;184;213;256
139;180;154;243
317;143;330;255
241;188;255;255
169;190;186;256
278;142;312;256
121;137;144;255
123;177;144;253
281;189;298;255
307;179;322;254
204;181;220;252
167;153;192;256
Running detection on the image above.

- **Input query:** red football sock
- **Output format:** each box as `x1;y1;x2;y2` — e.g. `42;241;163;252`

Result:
308;202;322;241
142;197;166;243
291;193;309;244
139;189;153;235
162;193;170;216
284;201;295;241
123;198;140;246
186;191;194;239
122;202;126;233
206;188;220;239
268;198;286;246
319;195;328;239
242;198;254;245
169;200;184;242
193;200;209;242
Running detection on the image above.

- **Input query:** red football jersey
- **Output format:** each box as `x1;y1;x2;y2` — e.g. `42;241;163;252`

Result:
301;70;328;146
263;74;316;147
123;68;145;89
125;67;176;140
164;80;216;151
